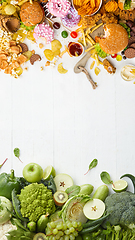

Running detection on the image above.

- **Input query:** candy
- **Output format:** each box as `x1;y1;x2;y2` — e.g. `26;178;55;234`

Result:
61;30;68;38
70;31;78;39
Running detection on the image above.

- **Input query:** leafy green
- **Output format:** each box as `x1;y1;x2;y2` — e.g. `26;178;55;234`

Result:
65;185;80;198
120;23;131;38
20;21;35;31
100;171;113;185
40;175;56;194
6;218;35;240
95;43;107;58
84;159;98;175
124;0;131;10
14;148;23;163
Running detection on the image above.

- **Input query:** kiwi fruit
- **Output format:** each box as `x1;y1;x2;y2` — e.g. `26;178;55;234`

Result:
53;190;68;206
33;233;46;240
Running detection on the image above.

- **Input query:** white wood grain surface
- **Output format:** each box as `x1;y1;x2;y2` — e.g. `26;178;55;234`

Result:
0;34;135;195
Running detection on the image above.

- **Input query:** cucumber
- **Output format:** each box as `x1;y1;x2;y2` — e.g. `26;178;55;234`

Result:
121;174;135;193
93;185;109;201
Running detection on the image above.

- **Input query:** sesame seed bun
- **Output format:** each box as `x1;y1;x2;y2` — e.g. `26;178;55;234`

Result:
99;23;128;54
20;1;44;27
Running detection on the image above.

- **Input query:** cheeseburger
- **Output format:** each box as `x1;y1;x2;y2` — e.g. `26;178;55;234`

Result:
98;23;128;54
20;1;44;27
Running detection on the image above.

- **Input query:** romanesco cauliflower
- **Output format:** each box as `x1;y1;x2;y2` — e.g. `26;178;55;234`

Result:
18;183;56;222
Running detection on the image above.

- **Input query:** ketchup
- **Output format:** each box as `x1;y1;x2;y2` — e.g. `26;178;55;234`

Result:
69;43;83;57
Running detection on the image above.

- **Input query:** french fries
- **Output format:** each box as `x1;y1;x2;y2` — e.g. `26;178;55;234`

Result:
74;0;101;16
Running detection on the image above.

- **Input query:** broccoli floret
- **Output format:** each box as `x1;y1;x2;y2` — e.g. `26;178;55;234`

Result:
18;183;56;222
102;191;135;229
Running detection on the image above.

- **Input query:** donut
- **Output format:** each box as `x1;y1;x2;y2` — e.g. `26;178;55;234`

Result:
47;0;71;17
61;6;81;28
33;22;54;44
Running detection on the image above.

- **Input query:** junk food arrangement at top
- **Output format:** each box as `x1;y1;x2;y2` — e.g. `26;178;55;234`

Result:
0;0;135;83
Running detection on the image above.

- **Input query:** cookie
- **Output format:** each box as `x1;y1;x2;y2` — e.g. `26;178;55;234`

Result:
124;47;135;58
2;16;20;32
18;43;28;53
30;54;41;65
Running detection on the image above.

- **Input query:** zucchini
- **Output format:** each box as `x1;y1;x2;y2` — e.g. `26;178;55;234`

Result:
82;213;110;229
93;185;109;201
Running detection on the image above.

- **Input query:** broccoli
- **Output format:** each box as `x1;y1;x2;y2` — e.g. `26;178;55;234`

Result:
18;183;56;222
102;191;135;229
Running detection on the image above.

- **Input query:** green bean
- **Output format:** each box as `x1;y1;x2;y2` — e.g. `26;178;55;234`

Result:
80;223;101;234
82;213;110;229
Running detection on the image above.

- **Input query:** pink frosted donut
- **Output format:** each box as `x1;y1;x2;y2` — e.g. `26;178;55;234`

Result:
61;6;81;28
33;22;54;44
47;0;71;17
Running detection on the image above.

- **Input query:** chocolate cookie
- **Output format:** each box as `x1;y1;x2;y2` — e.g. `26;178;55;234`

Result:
18;43;28;53
30;54;41;65
124;47;135;58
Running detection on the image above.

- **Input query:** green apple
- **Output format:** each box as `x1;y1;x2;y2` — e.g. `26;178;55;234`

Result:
23;163;43;183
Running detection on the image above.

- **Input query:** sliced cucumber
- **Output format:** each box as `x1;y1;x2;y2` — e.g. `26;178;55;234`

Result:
112;179;128;192
83;199;105;220
93;185;109;201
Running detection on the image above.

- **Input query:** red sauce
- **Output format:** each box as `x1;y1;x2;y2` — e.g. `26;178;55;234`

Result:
69;43;83;57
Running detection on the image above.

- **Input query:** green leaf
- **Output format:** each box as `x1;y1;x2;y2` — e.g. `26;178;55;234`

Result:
14;148;23;163
84;159;98;175
100;171;113;185
65;185;80;198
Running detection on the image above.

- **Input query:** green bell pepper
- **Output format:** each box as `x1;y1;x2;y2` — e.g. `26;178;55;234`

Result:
0;169;21;200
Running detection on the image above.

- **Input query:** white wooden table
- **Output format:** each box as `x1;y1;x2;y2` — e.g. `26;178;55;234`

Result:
0;27;135;195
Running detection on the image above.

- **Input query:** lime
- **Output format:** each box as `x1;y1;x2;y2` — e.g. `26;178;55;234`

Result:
83;199;105;220
43;165;56;180
112;179;128;192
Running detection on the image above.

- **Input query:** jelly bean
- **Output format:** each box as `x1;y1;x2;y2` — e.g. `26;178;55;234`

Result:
53;22;60;29
61;30;68;38
70;31;78;38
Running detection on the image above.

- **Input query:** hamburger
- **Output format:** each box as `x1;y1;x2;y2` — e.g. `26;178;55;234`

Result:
118;0;135;10
97;23;128;54
20;1;44;27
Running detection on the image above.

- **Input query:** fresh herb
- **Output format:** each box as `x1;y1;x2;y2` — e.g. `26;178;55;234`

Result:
65;185;80;198
100;171;113;185
14;148;23;163
0;158;8;169
84;159;98;175
95;43;108;58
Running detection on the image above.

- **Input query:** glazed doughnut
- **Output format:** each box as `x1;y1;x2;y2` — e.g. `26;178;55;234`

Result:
61;6;81;28
47;0;71;17
33;22;54;44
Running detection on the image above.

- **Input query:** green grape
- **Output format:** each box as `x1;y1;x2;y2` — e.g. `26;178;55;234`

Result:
63;223;67;230
69;234;75;240
56;222;63;230
64;236;70;240
73;231;78;237
72;221;78;228
53;228;58;235
69;227;75;233
47;222;52;229
77;222;82;228
60;237;64;240
65;229;70;235
50;221;56;228
67;222;73;228
55;234;61;240
48;236;53;240
52;237;56;240
46;228;53;235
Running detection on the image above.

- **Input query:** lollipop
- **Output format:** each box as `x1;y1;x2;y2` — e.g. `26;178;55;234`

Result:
33;22;54;44
47;0;71;17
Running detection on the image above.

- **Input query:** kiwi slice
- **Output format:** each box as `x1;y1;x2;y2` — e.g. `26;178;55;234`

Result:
53;191;68;206
33;233;46;240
